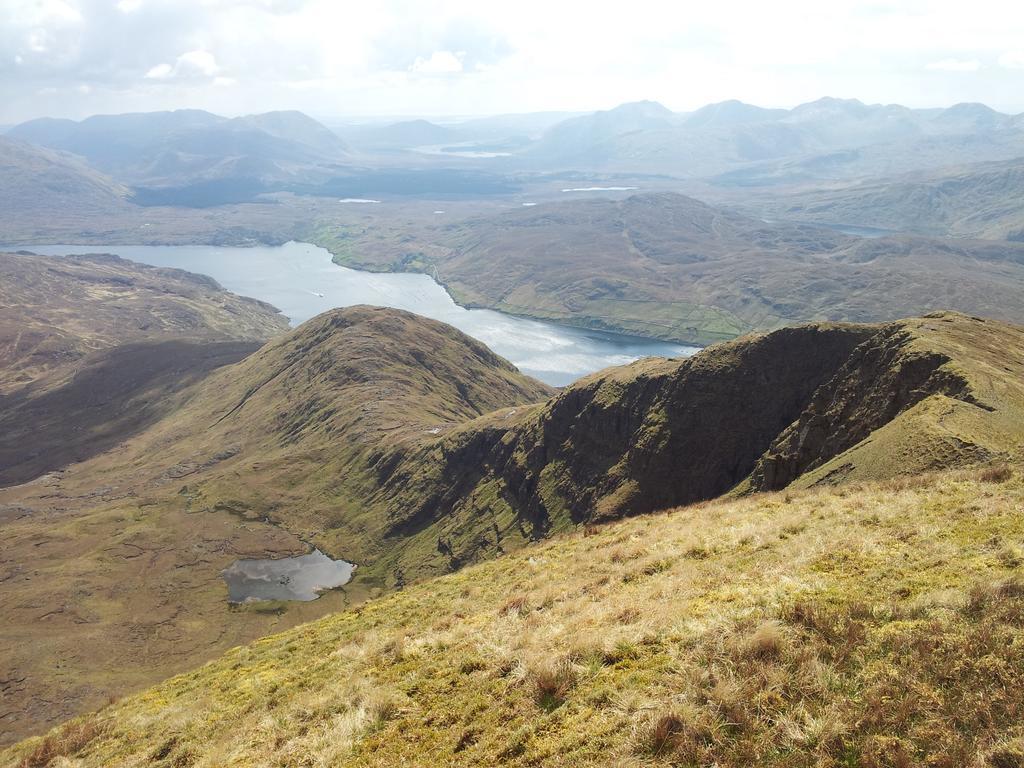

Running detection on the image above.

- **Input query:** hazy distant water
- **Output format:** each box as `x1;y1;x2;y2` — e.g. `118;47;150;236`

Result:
27;241;695;386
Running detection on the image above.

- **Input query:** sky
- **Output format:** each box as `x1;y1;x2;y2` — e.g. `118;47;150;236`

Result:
3;0;1024;124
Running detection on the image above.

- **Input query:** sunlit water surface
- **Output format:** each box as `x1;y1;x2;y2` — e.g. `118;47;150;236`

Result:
222;550;354;603
27;241;696;386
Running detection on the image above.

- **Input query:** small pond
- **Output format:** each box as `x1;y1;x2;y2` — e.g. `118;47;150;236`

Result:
222;549;355;603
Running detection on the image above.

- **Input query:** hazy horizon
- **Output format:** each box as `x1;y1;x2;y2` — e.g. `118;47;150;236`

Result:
5;94;1024;129
4;0;1024;124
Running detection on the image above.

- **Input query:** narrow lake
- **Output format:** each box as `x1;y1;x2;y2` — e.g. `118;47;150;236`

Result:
27;241;696;386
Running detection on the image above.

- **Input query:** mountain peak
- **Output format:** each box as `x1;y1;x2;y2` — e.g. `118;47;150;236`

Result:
685;99;784;128
607;99;674;118
790;96;870;117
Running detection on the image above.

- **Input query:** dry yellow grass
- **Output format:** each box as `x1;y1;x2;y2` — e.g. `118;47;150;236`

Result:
4;462;1024;767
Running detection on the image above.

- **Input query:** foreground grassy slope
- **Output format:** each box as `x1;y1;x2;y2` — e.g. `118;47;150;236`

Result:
312;192;1024;344
6;462;1023;767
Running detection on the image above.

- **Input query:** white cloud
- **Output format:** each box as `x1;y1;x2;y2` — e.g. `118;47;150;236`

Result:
999;50;1024;69
27;29;51;53
176;49;219;76
926;58;982;72
144;62;172;79
5;0;1024;120
409;50;464;75
145;49;220;81
15;0;82;25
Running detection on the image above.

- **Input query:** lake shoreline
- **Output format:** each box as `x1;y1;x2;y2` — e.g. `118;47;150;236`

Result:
323;248;723;347
9;237;709;347
18;241;697;386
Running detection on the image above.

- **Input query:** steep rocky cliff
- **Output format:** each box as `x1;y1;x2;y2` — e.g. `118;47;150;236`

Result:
372;324;873;574
749;319;984;490
370;312;1024;581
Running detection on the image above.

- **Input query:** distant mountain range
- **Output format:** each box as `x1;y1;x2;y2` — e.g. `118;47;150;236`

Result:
6;98;1024;211
7;109;348;186
520;98;1024;180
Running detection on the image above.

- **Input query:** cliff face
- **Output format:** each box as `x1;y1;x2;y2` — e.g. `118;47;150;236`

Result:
513;324;875;520
371;313;1024;582
748;322;980;490
375;324;873;547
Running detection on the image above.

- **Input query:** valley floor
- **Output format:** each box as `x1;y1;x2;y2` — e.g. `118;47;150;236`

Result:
5;463;1023;767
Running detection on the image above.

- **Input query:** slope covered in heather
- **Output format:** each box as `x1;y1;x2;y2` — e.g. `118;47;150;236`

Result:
5;462;1022;768
0;306;553;744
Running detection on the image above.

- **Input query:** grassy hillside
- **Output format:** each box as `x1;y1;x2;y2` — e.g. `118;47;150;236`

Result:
372;313;1024;570
751;157;1024;240
4;461;1022;767
0;250;291;485
312;192;1024;345
0;137;131;221
0;306;552;744
0;251;287;395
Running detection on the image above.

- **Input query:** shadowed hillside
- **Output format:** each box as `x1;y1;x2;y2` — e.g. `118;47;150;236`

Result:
0;251;286;395
0;250;288;485
373;313;1024;575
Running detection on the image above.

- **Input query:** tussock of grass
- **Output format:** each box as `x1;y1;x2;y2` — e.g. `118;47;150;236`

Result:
527;657;579;711
16;719;107;768
740;620;790;660
498;594;531;617
5;464;1024;767
980;463;1015;483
